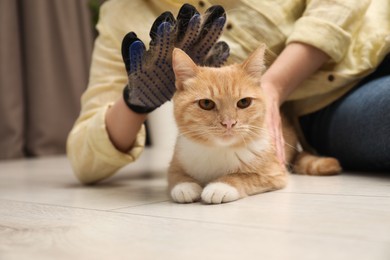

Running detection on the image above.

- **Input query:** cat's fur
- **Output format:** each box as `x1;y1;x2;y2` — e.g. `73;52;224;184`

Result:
169;46;341;204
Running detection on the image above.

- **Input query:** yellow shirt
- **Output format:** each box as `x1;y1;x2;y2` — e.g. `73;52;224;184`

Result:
67;0;390;183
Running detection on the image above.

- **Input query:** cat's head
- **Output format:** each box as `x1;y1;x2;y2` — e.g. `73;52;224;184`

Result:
172;45;267;147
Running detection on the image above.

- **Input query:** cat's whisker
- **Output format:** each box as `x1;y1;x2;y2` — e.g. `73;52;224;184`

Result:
239;127;267;138
178;129;208;138
240;125;300;153
240;133;248;148
245;125;270;134
179;127;224;140
179;131;208;138
283;142;299;152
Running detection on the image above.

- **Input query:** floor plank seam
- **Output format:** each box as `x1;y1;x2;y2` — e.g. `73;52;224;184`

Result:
0;198;167;213
108;200;169;211
276;191;390;198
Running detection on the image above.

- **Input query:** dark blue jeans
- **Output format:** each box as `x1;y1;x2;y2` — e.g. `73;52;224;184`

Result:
299;56;390;172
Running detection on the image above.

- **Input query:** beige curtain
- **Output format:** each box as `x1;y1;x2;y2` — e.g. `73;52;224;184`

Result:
0;0;95;159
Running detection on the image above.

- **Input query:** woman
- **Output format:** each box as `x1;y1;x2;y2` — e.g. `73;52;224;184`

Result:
67;0;390;184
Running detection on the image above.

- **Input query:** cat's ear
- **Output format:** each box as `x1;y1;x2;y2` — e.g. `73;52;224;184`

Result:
172;48;199;90
241;44;266;81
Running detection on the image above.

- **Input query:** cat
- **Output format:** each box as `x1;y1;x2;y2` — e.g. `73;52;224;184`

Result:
168;45;341;204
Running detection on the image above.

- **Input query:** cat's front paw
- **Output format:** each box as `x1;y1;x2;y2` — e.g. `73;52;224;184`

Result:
170;182;202;203
201;182;240;204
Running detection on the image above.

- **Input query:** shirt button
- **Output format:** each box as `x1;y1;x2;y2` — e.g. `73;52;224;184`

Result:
328;74;335;82
198;1;205;8
226;23;233;30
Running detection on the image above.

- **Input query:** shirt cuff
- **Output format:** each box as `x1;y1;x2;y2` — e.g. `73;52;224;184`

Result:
286;17;351;62
87;104;146;167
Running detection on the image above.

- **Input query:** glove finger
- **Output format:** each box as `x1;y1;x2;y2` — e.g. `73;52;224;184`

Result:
121;32;141;72
129;40;146;74
199;5;226;40
177;13;201;51
176;4;199;42
152;21;176;64
192;16;226;63
202;41;230;67
149;11;175;46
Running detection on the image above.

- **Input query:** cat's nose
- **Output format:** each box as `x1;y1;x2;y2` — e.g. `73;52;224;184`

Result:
221;119;237;129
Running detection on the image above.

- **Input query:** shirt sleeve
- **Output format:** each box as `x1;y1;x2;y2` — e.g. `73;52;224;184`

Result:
286;0;371;62
66;1;146;184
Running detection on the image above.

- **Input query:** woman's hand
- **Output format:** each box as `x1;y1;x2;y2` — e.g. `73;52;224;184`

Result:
261;83;286;165
261;43;330;165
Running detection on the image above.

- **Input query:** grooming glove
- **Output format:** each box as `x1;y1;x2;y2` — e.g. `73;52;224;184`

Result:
121;4;230;114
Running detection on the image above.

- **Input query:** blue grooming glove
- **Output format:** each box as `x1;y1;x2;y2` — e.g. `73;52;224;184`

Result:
122;4;230;114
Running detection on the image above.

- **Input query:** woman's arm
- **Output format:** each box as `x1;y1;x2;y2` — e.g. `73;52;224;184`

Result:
262;42;330;105
66;1;149;184
260;0;371;164
105;98;147;152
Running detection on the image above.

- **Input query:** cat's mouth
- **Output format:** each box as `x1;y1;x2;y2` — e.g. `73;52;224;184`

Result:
214;130;241;145
221;130;235;137
218;129;238;142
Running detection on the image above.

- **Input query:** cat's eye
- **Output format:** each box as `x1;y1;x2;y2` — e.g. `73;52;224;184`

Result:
198;99;216;110
237;98;252;109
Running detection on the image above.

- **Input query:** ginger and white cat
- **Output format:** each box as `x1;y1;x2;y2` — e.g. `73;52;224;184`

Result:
169;46;341;204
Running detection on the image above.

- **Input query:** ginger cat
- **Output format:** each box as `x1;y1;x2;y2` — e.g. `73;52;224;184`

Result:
169;46;341;204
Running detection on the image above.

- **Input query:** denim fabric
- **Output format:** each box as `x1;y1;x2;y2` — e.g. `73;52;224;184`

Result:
300;56;390;171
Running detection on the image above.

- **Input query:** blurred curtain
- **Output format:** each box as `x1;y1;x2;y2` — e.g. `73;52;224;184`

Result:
0;0;95;159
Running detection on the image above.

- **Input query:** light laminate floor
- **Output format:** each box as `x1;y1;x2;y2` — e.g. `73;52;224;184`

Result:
0;148;389;260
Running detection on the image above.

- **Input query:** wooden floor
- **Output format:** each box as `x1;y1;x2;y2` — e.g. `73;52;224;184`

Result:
0;148;389;260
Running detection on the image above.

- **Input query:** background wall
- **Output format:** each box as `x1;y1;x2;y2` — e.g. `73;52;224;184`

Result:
0;0;97;159
0;0;175;160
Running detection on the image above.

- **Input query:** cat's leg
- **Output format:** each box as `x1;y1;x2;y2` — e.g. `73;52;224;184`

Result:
168;162;203;203
201;164;288;204
292;151;342;176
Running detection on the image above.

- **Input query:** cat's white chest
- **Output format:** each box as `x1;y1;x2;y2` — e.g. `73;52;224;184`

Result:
176;136;268;184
